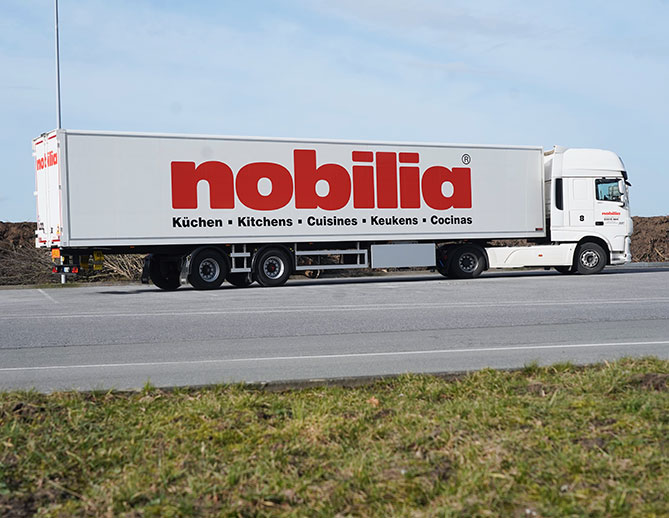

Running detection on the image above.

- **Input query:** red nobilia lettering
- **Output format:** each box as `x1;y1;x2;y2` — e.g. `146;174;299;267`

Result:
294;150;350;210
422;166;472;209
352;151;373;162
352;165;375;208
399;166;420;208
171;150;473;211
352;151;374;208
171;161;234;209
236;162;293;210
376;152;398;208
398;154;420;209
36;152;58;171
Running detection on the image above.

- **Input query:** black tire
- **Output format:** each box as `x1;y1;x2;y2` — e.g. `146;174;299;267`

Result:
188;249;228;290
435;247;449;277
554;265;575;274
575;242;606;275
448;245;485;279
226;272;253;288
255;248;292;287
149;254;181;291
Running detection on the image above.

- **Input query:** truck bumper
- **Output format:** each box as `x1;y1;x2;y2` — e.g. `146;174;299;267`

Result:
610;236;632;265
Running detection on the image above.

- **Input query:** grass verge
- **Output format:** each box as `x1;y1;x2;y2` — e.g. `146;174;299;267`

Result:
1;358;667;517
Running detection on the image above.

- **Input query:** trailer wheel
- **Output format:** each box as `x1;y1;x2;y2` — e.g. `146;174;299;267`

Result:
189;249;228;290
448;246;485;279
227;272;253;288
149;255;181;291
575;242;606;275
255;248;292;287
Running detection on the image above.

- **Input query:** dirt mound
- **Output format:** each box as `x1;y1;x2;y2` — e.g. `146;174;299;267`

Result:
631;216;669;262
0;221;36;248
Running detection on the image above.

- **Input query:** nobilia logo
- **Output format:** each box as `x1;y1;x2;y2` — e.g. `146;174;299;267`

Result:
171;150;472;211
35;151;58;171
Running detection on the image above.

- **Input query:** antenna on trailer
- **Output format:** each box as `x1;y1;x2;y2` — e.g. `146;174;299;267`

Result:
54;0;62;129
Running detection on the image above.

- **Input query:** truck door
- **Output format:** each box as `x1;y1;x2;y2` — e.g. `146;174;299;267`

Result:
566;178;594;227
34;133;62;247
594;178;625;228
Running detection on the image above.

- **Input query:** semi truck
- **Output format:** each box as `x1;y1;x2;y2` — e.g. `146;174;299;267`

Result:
33;129;633;290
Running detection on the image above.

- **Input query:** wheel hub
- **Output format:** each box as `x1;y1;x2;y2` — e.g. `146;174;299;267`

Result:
199;258;220;282
580;251;600;268
263;257;283;279
458;253;478;273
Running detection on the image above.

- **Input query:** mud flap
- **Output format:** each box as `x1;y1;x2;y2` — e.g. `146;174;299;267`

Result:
179;255;192;286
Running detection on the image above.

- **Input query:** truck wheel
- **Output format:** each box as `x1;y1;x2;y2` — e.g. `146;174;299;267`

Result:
575;243;606;275
189;249;228;290
435;247;449;277
149;255;181;291
227;272;253;288
554;266;574;274
448;246;485;279
255;248;292;287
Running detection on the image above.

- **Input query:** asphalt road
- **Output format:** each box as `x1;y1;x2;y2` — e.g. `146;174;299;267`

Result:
1;266;668;392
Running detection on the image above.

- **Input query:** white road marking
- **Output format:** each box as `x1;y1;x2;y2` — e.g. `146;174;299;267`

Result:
2;340;667;372
2;298;669;320
37;289;57;304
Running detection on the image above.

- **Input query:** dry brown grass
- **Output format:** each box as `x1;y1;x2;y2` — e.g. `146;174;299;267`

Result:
0;242;54;285
0;242;144;286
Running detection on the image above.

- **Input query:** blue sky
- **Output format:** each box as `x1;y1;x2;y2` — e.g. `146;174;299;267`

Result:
1;0;668;219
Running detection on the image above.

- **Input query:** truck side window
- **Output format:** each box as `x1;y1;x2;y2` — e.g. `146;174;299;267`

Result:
555;178;563;210
595;179;621;202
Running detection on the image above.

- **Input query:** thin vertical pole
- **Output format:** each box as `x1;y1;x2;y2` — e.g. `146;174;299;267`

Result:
55;0;65;284
54;0;62;129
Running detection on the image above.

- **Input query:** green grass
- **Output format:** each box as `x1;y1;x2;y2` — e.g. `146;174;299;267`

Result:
1;358;667;517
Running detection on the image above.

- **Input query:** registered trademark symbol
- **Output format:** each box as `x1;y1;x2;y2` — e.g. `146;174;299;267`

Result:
462;154;471;165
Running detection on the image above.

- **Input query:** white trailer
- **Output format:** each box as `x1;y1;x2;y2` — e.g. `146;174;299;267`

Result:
33;129;633;290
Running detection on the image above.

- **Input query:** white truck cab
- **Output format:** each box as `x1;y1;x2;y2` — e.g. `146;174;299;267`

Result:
485;146;632;274
546;146;632;267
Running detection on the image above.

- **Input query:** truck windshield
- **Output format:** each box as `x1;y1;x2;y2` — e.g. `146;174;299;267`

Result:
595;179;622;202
